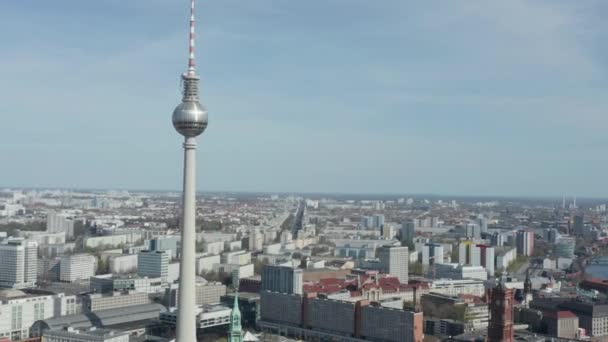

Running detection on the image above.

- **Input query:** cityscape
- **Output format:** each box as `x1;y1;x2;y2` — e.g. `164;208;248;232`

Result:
2;1;608;342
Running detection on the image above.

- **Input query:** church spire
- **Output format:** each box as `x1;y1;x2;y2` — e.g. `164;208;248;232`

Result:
228;292;243;342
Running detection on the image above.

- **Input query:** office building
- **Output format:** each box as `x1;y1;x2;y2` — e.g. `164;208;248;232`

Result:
421;293;489;330
476;244;495;276
422;243;444;266
43;327;130;342
262;265;303;295
46;210;75;238
465;223;481;238
0;288;55;340
259;291;423;342
108;254;138;274
149;235;180;259
248;230;264;252
82;291;150;312
491;232;507;247
477;215;488;234
0;240;38;288
401;221;416;245
516;230;535;256
554;236;575;259
458;240;480;266
90;275;164;294
165;282;227;307
433;263;487;281
378;246;409;283
137;250;169;282
60;254;96;283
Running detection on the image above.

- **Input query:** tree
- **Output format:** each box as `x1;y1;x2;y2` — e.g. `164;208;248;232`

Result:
410;262;424;276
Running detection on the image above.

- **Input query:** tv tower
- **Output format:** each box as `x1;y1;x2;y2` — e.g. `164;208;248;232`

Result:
172;0;208;341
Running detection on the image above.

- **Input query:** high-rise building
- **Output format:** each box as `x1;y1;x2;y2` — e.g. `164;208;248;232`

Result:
422;243;444;266
401;221;416;245
465;223;481;238
0;239;38;288
477;215;488;234
491;232;506;247
378;246;409;283
149;235;180;259
476;244;495;276
262;265;303;295
60;254;96;282
170;0;209;340
487;282;514;342
373;214;385;229
573;215;584;236
458;240;480;266
516;230;535;256
46;210;75;238
554;236;575;259
138;250;169;282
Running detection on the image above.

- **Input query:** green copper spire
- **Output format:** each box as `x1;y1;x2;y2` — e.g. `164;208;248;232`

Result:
228;292;243;342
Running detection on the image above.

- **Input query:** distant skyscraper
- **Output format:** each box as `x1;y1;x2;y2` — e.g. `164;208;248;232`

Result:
516;230;535;256
458;240;479;266
377;246;409;283
573;215;584;236
487;281;514;342
46;210;75;238
422;243;444;266
477;215;488;234
0;239;38;288
170;0;209;340
400;221;416;245
476;244;495;276
465;223;481;238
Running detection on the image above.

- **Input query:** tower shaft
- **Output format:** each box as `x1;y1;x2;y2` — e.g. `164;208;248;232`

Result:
176;137;198;342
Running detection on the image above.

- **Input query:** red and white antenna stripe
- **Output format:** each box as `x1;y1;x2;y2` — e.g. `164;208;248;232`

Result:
187;0;196;75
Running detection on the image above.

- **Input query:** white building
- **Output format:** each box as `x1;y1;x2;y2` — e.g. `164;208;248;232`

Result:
43;327;129;342
197;254;221;274
0;289;55;340
202;241;224;255
222;250;252;265
495;247;517;272
249;230;265;252
422;243;444;266
0;239;38;289
428;279;486;297
108;254;138;274
138;250;169;282
433;263;487;281
46;210;75;238
378;246;409;283
60;254;97;282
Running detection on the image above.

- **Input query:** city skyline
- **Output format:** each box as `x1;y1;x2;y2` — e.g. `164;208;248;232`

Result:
1;0;607;197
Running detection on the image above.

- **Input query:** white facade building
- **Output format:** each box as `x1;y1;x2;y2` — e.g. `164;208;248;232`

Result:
378;246;409;283
108;254;138;274
60;254;97;282
0;240;38;288
0;289;55;341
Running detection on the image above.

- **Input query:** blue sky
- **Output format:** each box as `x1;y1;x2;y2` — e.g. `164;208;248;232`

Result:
1;0;607;197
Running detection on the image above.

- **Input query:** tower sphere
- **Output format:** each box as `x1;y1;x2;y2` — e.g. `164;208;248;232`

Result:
172;100;208;137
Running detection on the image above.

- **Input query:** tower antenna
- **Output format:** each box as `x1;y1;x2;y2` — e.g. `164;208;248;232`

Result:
187;0;196;75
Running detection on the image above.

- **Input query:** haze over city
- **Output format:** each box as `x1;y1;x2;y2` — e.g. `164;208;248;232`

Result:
1;0;607;197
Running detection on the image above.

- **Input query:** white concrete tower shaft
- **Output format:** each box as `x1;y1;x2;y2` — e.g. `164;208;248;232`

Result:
176;137;197;342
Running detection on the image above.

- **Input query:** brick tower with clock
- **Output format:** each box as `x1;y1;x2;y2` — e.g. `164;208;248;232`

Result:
487;281;514;342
